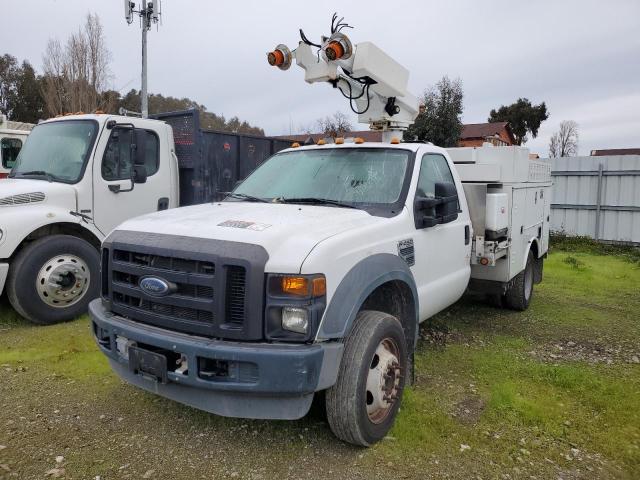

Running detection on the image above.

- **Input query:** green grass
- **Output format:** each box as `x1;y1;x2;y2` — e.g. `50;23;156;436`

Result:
1;247;639;479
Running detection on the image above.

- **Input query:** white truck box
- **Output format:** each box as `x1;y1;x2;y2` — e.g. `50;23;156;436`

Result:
448;145;552;284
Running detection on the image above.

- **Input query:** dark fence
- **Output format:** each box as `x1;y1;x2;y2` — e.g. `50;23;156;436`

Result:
153;109;292;206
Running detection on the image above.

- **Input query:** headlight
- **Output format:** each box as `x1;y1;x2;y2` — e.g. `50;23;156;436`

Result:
265;274;327;342
282;307;309;334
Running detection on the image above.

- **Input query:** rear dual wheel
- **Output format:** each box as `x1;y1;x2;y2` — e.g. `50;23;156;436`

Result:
326;310;408;446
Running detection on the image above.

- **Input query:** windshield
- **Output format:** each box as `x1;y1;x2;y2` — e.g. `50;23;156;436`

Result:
233;148;411;208
10;120;98;183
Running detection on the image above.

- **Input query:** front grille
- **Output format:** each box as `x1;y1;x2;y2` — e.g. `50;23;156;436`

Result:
107;247;254;339
225;266;246;325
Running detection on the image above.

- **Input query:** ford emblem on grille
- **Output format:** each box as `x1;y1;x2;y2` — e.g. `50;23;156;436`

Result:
139;276;172;297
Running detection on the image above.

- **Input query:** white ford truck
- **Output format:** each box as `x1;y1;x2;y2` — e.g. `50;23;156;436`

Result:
0;109;290;324
90;17;552;446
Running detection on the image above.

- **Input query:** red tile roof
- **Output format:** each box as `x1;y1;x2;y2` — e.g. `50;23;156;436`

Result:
590;148;640;156
461;122;514;143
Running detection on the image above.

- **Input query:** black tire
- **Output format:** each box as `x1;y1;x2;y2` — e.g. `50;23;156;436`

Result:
7;235;100;325
504;251;534;311
326;310;408;447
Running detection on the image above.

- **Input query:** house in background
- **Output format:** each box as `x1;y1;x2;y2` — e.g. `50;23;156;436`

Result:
278;122;517;148
590;148;640;156
458;122;515;147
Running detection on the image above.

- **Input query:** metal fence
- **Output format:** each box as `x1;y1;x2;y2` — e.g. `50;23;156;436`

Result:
550;155;640;245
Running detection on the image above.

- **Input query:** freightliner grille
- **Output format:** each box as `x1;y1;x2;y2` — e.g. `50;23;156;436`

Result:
104;245;259;340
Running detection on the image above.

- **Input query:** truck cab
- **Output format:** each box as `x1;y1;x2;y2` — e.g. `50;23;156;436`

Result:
90;140;491;445
0;111;290;324
0;113;178;324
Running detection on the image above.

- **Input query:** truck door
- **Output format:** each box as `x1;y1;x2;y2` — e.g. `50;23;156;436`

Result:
411;153;471;319
92;125;171;235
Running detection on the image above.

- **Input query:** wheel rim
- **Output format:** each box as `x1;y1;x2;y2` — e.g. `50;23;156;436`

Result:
524;261;534;301
36;254;90;308
365;337;402;424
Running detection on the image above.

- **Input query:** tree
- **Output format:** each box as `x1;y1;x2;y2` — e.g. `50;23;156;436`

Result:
42;13;113;115
117;89;265;136
549;120;579;158
12;61;45;123
488;98;548;145
315;111;353;138
0;54;19;117
404;76;463;147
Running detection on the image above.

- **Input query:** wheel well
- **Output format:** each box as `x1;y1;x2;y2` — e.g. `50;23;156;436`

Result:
530;238;540;258
360;280;417;350
14;223;101;258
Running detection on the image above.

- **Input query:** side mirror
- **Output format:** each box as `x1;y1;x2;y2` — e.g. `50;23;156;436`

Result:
414;182;460;229
133;129;148;166
133;165;147;184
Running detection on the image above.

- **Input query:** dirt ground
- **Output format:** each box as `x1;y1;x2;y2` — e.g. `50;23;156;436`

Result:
1;248;639;479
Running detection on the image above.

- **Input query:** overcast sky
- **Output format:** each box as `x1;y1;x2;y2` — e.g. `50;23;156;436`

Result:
3;0;639;155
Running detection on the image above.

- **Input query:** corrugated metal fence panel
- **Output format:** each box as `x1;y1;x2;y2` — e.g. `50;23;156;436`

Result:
550;155;640;244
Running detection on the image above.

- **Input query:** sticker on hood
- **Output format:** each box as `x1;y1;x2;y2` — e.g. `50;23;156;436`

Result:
217;220;272;231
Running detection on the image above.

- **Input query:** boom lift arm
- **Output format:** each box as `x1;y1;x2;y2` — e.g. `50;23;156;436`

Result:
267;14;419;142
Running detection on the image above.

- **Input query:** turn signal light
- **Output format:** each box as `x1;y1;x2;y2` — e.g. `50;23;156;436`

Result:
325;41;345;61
480;257;489;266
276;275;326;298
282;277;308;296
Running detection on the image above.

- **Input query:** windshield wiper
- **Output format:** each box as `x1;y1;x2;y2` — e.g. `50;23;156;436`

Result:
14;170;59;182
223;192;269;203
278;197;359;209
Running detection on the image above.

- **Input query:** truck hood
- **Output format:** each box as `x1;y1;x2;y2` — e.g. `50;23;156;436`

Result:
116;202;381;272
0;179;76;209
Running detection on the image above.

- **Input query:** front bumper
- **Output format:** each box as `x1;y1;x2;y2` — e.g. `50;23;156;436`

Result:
89;299;343;420
0;263;8;296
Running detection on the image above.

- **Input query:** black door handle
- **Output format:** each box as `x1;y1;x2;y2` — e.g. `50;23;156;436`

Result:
157;197;169;211
464;225;470;245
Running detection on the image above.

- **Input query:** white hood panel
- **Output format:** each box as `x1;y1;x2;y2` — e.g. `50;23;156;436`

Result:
116;202;381;272
0;179;76;210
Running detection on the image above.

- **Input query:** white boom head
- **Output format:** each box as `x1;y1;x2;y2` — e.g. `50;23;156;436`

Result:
267;14;418;141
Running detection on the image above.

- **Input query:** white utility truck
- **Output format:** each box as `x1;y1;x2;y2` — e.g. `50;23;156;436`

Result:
89;16;551;446
0;114;32;178
0;109;290;324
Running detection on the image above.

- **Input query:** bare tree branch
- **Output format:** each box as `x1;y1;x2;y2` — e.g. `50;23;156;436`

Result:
41;13;112;115
549;120;579;157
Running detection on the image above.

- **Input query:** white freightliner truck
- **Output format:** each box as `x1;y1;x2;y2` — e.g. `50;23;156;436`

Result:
89;16;551;446
0;109;290;324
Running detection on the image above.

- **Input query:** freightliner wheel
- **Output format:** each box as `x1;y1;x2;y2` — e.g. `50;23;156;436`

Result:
7;235;100;325
326;310;408;446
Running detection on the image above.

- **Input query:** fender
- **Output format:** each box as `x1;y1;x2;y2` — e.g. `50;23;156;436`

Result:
0;205;103;258
317;253;419;348
522;237;541;272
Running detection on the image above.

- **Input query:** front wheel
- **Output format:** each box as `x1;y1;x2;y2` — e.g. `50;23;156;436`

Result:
7;235;100;325
326;310;408;446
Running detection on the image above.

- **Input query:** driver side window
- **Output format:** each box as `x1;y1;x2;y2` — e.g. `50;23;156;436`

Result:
102;128;159;181
416;153;456;198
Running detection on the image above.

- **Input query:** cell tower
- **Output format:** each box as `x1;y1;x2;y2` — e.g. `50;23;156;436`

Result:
124;1;162;118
